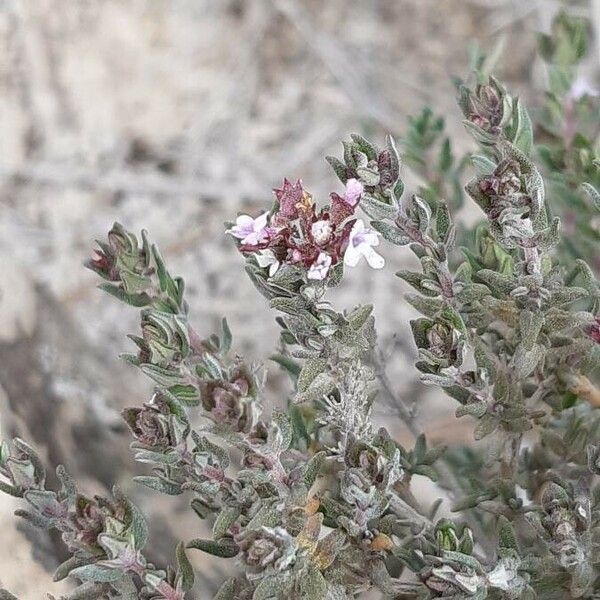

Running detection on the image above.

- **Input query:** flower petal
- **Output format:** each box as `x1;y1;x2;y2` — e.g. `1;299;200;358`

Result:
254;212;269;231
363;246;385;269
344;179;364;207
237;214;254;225
307;253;332;280
343;246;361;267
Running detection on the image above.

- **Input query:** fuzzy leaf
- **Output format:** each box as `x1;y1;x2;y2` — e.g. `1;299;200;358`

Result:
497;515;519;552
360;194;398;220
69;564;123;583
187;537;239;558
253;573;293;600
134;475;182;496
300;565;328;600
370;220;410;245
304;451;326;488
513;343;545;378
298;359;328;393
176;542;195;592
581;182;600;213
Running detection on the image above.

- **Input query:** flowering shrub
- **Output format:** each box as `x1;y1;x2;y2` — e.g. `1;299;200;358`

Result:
401;11;599;274
1;14;600;600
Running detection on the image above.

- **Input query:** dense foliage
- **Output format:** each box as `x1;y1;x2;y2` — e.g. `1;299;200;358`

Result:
1;10;599;600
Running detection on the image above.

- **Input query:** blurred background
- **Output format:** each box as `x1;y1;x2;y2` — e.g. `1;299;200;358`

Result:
0;0;598;596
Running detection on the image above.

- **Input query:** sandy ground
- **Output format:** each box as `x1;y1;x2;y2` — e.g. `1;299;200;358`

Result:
0;0;598;597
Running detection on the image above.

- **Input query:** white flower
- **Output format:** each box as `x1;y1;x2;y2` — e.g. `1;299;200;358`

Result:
307;252;332;280
255;249;280;277
343;219;384;269
343;178;363;207
569;76;599;101
311;219;333;245
228;212;270;245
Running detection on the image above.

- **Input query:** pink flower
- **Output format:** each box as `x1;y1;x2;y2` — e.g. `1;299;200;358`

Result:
228;212;270;245
307;252;332;280
343;178;363;207
569;77;599;101
273;179;306;224
329;179;363;225
344;220;384;269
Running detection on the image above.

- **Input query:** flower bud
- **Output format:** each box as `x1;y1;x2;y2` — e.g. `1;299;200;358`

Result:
236;526;297;574
137;310;190;367
86;223;152;294
200;365;258;434
122;394;186;449
411;318;464;371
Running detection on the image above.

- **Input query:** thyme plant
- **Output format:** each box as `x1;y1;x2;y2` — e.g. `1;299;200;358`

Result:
401;10;600;274
1;71;600;600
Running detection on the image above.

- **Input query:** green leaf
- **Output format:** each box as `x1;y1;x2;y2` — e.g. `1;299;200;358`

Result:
396;270;438;297
53;556;85;582
122;492;148;550
97;283;151;308
405;293;445;317
470;154;496;175
412;434;427;464
303;451;326;488
271;410;293;452
435;202;451;240
270;296;308;316
270;354;301;381
347;304;373;330
253;572;293;600
134;475;182;496
176;542;195;592
456;402;487;419
295;372;335;405
581;182;600;213
497;515;519;552
438;138;453;172
474;414;498;440
386;134;402;185
69;563;123;583
213;506;239;540
326;155;349;183
221;318;233;354
139;364;185;387
300;565;328;600
370;220;410;245
297;359;328;393
168;384;200;406
519;310;544;350
187;537;239;558
360;194;398;221
513;99;533;156
351;133;379;161
513;343;545;378
412;464;438;481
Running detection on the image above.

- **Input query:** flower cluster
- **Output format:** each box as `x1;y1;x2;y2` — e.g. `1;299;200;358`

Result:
228;177;384;281
0;439;190;599
460;76;512;140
